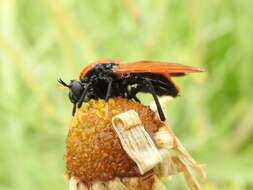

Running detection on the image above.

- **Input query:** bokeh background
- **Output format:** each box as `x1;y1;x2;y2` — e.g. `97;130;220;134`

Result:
0;0;253;189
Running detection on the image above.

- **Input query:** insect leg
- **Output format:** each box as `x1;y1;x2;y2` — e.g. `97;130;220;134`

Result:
105;78;113;101
77;83;91;108
144;79;166;121
72;103;77;116
133;95;141;102
127;86;142;102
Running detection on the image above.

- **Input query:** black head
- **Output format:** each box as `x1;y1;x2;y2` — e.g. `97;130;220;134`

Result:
58;78;84;104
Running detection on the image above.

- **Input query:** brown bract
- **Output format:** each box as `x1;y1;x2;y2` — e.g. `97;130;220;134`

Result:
65;97;163;186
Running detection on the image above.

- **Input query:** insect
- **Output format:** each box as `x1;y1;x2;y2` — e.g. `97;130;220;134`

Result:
58;60;204;121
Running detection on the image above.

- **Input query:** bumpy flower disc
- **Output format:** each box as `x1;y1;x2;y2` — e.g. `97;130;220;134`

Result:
65;97;164;185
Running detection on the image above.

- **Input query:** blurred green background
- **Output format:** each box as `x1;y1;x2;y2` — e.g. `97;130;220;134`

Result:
0;0;253;189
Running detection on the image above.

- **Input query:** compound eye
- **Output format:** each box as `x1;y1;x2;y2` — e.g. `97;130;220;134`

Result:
71;81;83;98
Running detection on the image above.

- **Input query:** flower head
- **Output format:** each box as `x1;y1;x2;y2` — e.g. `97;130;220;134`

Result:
65;97;205;190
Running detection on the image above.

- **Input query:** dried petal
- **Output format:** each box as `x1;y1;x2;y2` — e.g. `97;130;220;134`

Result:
79;182;88;190
152;176;166;190
69;177;79;190
106;178;128;190
112;110;162;174
91;182;106;190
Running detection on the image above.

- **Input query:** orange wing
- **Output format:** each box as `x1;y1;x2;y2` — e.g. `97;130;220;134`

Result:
115;60;204;76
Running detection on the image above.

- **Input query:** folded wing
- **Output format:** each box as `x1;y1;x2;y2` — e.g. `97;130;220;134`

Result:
115;61;204;76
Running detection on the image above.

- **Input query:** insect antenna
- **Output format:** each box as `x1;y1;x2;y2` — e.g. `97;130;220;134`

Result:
58;78;70;88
